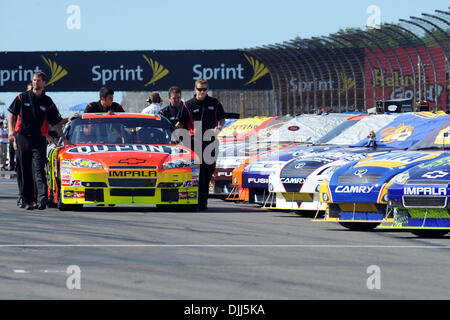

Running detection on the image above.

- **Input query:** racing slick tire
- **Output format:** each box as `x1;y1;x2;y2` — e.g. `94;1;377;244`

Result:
410;229;449;238
338;222;380;231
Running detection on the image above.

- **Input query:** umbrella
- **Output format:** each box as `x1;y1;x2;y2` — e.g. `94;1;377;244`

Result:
69;103;88;111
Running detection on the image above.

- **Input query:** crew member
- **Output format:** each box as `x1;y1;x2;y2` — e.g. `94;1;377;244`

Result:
159;86;184;128
176;78;225;211
8;72;68;210
84;87;124;113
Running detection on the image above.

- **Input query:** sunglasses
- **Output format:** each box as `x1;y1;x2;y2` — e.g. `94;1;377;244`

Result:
196;87;208;92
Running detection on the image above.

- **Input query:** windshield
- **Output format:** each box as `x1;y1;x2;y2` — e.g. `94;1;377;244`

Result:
66;117;172;145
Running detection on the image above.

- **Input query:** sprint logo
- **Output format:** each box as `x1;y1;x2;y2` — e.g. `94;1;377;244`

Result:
192;53;269;85
243;53;269;85
142;55;169;86
340;72;355;93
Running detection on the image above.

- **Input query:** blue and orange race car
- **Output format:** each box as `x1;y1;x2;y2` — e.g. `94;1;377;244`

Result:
47;113;200;210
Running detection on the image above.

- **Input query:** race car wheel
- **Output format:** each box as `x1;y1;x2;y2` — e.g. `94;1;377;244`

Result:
338;222;380;231
410;229;449;238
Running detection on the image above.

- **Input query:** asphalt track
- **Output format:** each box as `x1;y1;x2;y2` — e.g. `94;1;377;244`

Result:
1;177;450;300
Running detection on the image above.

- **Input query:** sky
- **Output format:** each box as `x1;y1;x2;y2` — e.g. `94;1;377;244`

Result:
0;0;448;116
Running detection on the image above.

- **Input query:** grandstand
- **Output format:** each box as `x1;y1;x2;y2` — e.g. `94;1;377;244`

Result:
212;7;450;116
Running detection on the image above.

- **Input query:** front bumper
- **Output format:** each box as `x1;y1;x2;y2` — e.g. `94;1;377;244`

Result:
59;168;198;205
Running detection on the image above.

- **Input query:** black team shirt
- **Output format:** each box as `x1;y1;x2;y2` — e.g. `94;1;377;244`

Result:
178;95;225;135
8;90;63;136
84;101;124;113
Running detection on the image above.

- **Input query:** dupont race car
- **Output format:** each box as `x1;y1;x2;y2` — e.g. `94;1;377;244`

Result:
47;113;200;211
319;112;450;230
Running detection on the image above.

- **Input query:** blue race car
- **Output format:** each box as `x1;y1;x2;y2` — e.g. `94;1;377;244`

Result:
386;155;450;237
319;112;450;231
320;151;448;230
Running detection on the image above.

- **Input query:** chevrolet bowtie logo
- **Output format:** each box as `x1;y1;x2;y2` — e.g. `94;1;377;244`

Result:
118;158;146;165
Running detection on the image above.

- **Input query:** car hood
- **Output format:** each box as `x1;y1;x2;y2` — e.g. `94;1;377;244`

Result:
60;144;194;168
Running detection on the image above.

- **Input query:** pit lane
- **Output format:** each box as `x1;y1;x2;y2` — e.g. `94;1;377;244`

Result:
0;178;450;299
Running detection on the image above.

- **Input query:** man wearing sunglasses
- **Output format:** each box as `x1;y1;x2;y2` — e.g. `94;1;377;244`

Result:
176;78;225;211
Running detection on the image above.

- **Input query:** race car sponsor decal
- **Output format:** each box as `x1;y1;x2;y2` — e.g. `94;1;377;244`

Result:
421;171;449;179
74;191;85;199
353;169;368;177
380;124;414;143
404;187;447;196
62;179;71;186
217;171;232;177
335;186;375;193
357;152;435;167
179;192;188;200
188;191;197;200
61;174;72;180
183;179;199;187
61;167;72;174
67;144;187;154
247;178;268;184
433;126;450;145
280;177;306;184
419;157;450;169
108;170;157;177
70;180;82;187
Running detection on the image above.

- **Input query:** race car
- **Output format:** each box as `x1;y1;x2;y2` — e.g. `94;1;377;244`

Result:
210;115;294;197
243;114;399;205
319;150;447;230
384;117;450;237
226;113;352;202
265;149;385;212
47;113;200;211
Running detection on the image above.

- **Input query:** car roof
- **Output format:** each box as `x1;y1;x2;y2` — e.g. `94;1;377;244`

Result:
81;112;162;120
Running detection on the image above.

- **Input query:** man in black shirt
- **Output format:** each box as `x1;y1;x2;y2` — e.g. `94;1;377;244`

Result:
159;86;184;129
84;87;124;113
8;72;67;210
176;79;225;211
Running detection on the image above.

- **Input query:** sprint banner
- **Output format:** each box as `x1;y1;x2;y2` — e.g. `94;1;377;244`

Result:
0;50;272;92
